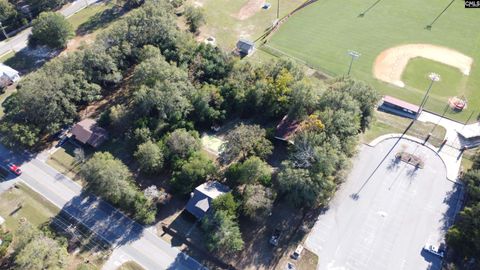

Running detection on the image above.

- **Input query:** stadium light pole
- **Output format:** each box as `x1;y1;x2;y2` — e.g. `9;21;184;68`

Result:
277;0;280;19
347;50;361;75
416;72;440;119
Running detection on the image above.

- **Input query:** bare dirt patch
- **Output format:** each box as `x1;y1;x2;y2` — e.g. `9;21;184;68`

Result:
236;0;264;20
373;44;473;88
63;34;96;54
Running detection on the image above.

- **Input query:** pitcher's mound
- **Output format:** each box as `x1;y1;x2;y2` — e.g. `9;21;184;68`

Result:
373;44;473;88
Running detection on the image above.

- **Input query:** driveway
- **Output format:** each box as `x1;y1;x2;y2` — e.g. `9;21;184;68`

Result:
306;137;462;270
0;144;205;270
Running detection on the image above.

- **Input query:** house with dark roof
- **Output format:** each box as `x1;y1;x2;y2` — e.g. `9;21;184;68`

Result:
71;119;108;148
185;181;230;219
236;39;255;56
379;95;420;119
274;115;301;144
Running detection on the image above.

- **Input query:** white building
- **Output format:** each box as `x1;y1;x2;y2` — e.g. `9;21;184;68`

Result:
0;63;20;83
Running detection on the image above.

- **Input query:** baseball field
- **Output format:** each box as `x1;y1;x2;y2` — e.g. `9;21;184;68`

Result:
267;0;480;122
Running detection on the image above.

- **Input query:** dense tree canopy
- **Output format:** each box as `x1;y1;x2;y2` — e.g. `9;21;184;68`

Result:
184;6;205;33
80;152;156;224
134;140;164;174
29;11;73;48
16;236;68;270
447;160;480;267
165;129;201;161
170;153;216;195
222;124;273;163
14;222;68;270
202;194;243;253
242;184;275;221
226;156;272;186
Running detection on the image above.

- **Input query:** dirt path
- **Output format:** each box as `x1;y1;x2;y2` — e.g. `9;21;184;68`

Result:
373;44;473;88
236;0;264;20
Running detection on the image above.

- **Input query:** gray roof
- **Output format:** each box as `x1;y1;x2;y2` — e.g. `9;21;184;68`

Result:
236;39;255;53
185;181;230;219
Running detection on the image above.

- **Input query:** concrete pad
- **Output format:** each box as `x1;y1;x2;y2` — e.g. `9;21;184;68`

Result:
306;138;462;270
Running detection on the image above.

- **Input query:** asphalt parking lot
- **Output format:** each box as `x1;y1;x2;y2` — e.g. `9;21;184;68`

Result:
306;137;462;270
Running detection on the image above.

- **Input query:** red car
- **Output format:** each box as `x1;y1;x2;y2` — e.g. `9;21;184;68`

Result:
7;163;22;175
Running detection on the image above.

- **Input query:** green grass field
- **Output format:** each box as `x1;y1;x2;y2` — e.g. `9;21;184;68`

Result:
189;0;305;50
268;0;480;122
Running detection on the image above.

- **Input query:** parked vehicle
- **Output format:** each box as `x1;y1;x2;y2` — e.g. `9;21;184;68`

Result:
291;244;304;260
423;244;444;258
7;163;21;176
269;228;282;246
286;262;296;270
56;136;69;148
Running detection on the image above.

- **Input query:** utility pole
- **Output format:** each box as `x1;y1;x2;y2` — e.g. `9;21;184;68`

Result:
347;50;361;75
416;72;440;119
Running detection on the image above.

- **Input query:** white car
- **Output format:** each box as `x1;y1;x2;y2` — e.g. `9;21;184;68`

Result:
423;244;444;258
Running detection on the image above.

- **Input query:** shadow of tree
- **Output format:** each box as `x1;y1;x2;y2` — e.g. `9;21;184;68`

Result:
76;5;125;36
52;193;144;249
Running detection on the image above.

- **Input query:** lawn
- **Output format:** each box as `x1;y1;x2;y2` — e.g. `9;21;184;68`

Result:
0;183;60;230
0;183;107;269
188;0;306;50
267;0;480;123
67;2;116;31
362;111;447;148
119;261;144;270
0;51;14;63
46;141;83;182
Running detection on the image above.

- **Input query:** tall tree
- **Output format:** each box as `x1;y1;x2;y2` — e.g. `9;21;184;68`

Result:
165;129;201;161
202;210;244;253
134;140;164;174
222;124;273;163
29;11;73;48
170;153;216;195
226;156;272;186
184;6;205;33
242;184;275;221
15;236;68;270
80;152;156;224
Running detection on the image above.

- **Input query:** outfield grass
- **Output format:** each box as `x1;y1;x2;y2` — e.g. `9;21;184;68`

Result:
189;0;305;50
268;0;480;123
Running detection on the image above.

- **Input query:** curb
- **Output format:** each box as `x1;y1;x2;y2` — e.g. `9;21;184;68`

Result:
366;133;460;181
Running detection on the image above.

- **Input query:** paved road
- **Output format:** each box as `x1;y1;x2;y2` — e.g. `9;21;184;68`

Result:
0;144;205;270
0;0;100;57
306;138;462;270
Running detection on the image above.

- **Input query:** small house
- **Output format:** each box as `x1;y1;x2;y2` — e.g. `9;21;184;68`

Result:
186;181;230;219
379;95;420;119
236;39;255;56
71;119;108;148
0;64;20;84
